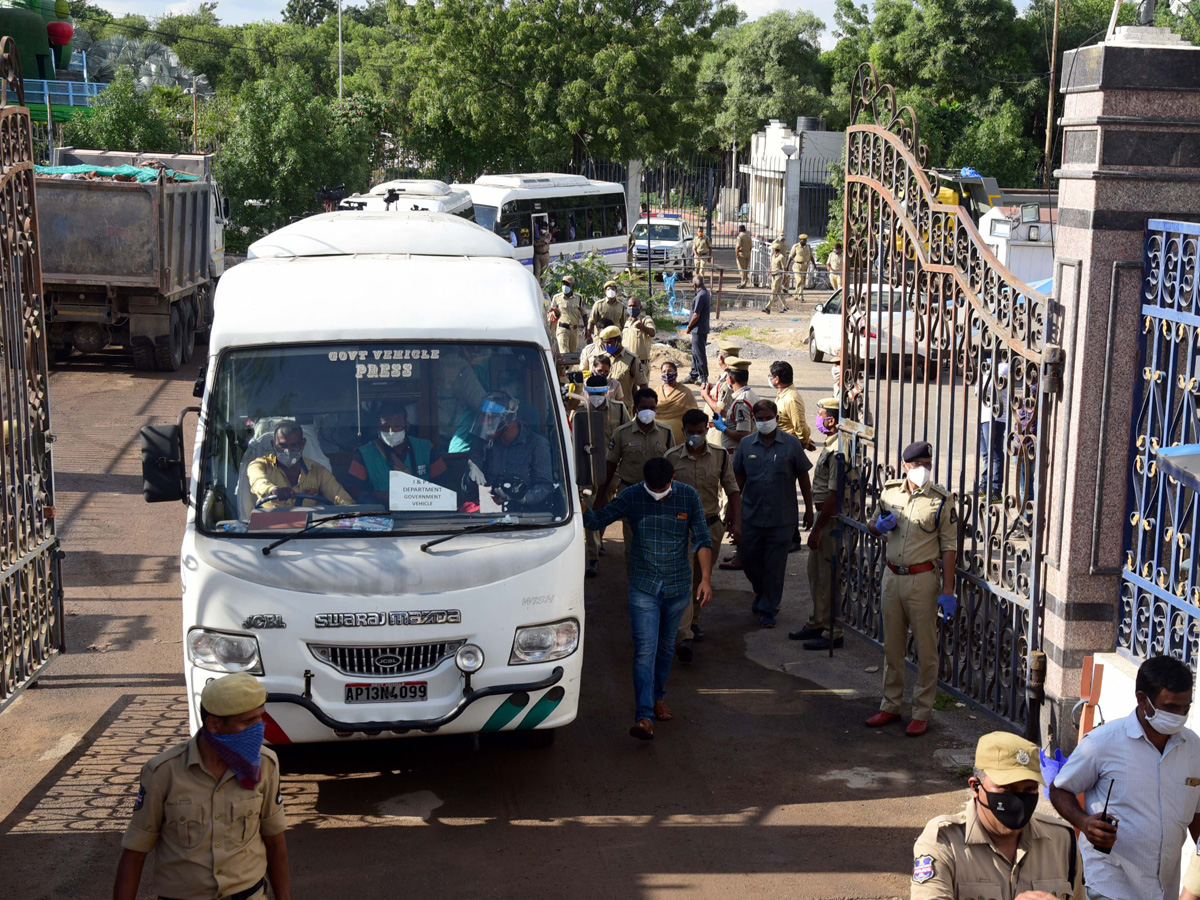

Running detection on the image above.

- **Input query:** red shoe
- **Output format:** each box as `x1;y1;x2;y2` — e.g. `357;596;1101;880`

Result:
905;719;929;737
865;711;901;728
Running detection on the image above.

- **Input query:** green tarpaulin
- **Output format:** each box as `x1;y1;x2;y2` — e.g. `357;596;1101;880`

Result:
34;163;199;183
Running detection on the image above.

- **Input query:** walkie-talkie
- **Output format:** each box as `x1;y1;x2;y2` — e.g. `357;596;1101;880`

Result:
1095;779;1117;855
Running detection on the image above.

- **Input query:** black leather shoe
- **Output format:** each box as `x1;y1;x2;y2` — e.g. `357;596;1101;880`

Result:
676;639;694;663
690;624;705;643
804;636;844;651
788;625;823;641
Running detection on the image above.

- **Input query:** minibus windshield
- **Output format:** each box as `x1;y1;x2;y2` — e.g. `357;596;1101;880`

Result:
197;342;571;537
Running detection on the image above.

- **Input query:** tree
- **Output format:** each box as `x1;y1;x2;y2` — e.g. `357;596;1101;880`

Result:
282;0;337;28
698;11;832;147
61;69;183;153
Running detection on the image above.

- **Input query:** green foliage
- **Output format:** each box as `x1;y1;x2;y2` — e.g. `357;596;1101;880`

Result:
698;10;832;147
214;69;377;252
542;252;615;303
61;68;183;153
282;0;336;27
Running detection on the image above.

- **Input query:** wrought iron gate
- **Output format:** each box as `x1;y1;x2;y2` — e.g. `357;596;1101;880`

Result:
1118;219;1200;662
834;64;1055;726
0;39;64;711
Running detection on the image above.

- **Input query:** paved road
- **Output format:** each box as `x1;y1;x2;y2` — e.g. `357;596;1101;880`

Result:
0;336;996;900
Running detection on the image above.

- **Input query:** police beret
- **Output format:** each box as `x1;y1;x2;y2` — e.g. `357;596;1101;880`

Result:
903;440;933;462
817;397;839;411
975;731;1044;786
724;356;751;370
599;325;622;340
201;673;266;717
561;274;575;286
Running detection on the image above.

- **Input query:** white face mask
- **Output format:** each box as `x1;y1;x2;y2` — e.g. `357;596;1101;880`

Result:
380;429;406;447
606;288;616;299
755;418;777;435
636;408;656;425
645;483;672;501
1145;698;1189;735
906;465;931;488
587;394;607;408
562;285;572;295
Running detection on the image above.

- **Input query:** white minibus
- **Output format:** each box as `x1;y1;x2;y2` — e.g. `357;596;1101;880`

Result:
141;211;585;745
339;179;475;218
456;173;627;270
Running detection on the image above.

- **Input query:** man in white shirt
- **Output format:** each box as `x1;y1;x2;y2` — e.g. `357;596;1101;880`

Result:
1050;655;1200;900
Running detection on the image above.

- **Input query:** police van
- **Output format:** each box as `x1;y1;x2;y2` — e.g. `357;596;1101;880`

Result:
141;211;586;745
338;179;475;218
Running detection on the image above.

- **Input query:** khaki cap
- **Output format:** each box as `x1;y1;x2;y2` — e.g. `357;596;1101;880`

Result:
717;337;742;354
975;731;1044;786
603;280;619;291
799;234;809;241
817;396;839;411
201;673;267;717
599;325;622;340
561;274;575;286
724;356;751;370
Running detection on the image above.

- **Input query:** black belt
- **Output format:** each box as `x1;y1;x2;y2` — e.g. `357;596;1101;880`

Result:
557;324;577;329
707;514;721;526
161;877;265;900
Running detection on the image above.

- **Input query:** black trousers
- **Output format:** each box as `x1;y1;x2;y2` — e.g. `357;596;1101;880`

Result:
690;330;708;380
739;523;793;618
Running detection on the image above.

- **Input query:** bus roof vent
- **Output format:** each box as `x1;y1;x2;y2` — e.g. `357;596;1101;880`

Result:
368;179;454;197
474;173;591;189
247;211;516;260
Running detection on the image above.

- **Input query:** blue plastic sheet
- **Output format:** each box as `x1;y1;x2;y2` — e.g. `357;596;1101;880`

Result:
34;163;198;183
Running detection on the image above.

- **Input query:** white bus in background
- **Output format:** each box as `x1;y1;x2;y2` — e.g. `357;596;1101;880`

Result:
140;211;586;746
339;179;475;219
456;173;628;270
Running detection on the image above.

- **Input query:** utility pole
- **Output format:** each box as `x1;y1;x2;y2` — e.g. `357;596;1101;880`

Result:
338;0;343;101
192;76;198;153
1043;0;1061;189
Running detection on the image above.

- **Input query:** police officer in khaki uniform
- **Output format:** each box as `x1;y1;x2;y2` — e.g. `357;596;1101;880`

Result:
593;325;645;411
767;234;788;313
583;373;630;577
588;281;628;341
603;387;674;552
622;295;656;383
789;397;845;650
866;440;957;737
911;731;1082;900
701;338;742;436
533;220;552;281
666;408;741;660
827;242;843;291
114;673;290;900
711;359;757;454
548;274;586;354
692;228;713;279
735;225;752;288
787;234;814;302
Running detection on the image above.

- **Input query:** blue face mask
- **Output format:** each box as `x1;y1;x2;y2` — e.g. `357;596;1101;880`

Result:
604;343;620;354
203;721;264;788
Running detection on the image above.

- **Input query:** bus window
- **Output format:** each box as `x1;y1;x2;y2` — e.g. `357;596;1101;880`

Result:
474;204;498;231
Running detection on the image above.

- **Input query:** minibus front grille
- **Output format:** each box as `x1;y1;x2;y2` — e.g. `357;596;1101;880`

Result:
308;641;466;677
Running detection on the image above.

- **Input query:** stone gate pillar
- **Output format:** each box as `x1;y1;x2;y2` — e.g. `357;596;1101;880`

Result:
1044;26;1200;747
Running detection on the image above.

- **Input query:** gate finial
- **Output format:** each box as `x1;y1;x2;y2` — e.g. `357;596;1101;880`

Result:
0;38;24;109
849;62;929;168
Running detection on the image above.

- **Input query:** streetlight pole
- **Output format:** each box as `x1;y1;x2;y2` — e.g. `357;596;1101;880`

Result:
338;0;343;101
1042;0;1060;189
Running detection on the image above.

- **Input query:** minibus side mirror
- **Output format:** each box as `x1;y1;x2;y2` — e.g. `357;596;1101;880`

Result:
571;408;606;489
193;364;206;398
222;197;231;220
140;407;200;504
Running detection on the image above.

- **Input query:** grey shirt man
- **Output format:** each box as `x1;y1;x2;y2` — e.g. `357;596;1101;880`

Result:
733;429;812;527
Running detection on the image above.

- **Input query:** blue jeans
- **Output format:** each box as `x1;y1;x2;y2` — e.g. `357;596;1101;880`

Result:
629;585;692;721
978;419;1005;493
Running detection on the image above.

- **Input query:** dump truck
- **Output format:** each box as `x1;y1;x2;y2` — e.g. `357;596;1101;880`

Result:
37;148;228;371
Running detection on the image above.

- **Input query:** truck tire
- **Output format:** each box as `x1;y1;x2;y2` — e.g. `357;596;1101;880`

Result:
130;341;156;371
181;303;197;364
155;307;184;372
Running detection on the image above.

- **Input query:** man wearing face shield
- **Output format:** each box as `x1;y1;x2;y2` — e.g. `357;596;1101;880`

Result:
247;420;352;509
582;373;629;576
114;674;290;900
466;391;553;511
865;440;957;737
1051;655;1200;900
911;732;1081;900
665;408;741;660
345;404;447;504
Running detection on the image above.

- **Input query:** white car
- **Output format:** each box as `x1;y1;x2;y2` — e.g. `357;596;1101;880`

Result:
808;286;930;368
808;288;843;362
629;215;694;276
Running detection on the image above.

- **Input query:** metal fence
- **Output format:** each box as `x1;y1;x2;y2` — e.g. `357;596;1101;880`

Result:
0;39;66;711
1119;219;1200;663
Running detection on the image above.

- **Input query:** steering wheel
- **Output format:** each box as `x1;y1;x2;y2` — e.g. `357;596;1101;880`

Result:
254;491;336;510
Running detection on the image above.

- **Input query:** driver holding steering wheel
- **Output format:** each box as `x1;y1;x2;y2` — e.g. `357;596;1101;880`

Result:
248;420;352;509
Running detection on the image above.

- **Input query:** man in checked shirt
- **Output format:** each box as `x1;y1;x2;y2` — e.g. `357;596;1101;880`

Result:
584;456;713;741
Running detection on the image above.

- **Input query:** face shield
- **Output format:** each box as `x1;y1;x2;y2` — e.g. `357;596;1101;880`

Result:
472;393;519;441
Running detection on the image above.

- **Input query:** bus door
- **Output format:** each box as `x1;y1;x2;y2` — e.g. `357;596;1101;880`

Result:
532;212;549;249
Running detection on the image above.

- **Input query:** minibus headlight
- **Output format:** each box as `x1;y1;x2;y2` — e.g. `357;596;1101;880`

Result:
455;644;485;673
187;629;263;675
510;618;580;665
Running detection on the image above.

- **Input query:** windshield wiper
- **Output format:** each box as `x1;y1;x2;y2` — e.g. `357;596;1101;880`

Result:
261;511;391;556
420;515;531;553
